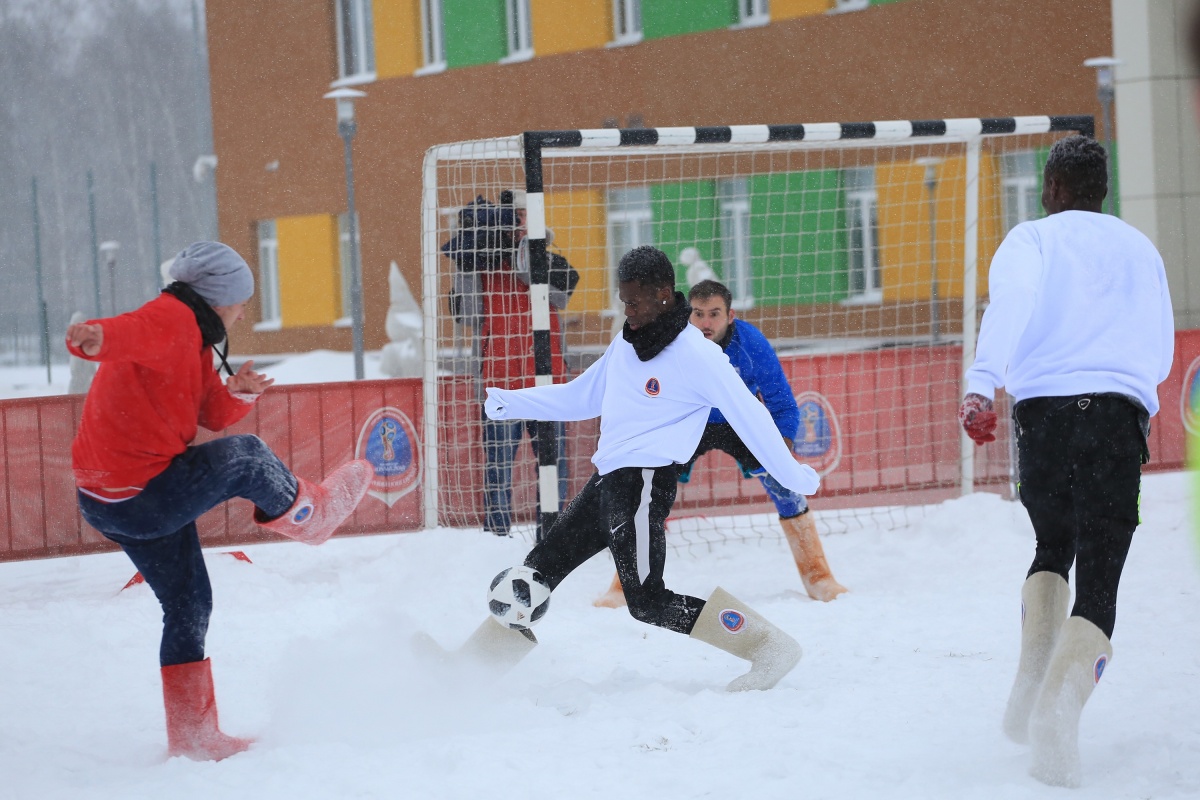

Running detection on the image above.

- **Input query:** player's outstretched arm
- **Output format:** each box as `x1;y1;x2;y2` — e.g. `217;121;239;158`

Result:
700;347;819;495
485;345;610;422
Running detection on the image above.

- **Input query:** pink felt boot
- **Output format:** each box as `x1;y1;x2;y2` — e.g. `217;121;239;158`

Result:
256;460;373;545
162;659;252;761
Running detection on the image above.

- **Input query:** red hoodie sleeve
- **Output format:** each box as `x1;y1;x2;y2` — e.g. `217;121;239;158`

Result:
65;300;185;369
198;359;257;432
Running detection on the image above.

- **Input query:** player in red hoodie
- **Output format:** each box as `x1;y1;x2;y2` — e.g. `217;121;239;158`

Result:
68;241;372;761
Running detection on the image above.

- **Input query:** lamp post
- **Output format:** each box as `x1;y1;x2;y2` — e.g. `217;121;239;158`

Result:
916;157;941;342
99;241;120;316
324;86;367;380
1084;56;1121;216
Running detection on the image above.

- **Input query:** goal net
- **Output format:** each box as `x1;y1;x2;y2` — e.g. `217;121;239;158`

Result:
420;116;1093;548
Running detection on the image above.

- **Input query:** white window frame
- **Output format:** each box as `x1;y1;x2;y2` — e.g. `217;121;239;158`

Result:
415;0;447;75
606;187;654;316
336;212;360;326
830;0;870;13
732;0;769;29
718;178;755;311
500;0;534;63
1000;151;1041;233
842;168;883;305
610;0;643;46
333;0;376;86
255;220;282;331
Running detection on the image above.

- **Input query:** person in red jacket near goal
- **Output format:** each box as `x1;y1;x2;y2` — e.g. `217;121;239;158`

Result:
68;241;373;761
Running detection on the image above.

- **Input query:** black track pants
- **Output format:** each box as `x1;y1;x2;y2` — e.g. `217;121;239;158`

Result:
524;466;706;634
1014;394;1147;639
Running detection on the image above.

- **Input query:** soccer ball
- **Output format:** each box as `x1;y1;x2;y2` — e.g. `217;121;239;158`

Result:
487;566;551;630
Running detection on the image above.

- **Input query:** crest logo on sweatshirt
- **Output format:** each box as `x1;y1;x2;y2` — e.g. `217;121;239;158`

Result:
292;504;314;524
1093;654;1107;684
719;609;746;633
645;377;661;397
356;407;422;507
1182;357;1200;435
792;391;842;477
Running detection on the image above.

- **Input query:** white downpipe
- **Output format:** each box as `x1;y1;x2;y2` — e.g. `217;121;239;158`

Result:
420;149;441;530
960;137;981;496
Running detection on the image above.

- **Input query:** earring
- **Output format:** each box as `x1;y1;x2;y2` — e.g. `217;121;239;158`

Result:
661;299;667;305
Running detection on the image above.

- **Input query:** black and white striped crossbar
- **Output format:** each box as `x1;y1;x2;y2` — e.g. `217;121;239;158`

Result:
522;115;1095;153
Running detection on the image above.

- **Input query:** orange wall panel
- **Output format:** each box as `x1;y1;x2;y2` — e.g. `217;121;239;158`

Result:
375;0;423;78
531;0;612;57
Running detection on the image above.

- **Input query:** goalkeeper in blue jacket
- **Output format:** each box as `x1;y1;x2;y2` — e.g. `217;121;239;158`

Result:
595;279;847;606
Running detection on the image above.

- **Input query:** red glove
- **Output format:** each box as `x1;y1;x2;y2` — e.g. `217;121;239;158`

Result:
958;393;998;445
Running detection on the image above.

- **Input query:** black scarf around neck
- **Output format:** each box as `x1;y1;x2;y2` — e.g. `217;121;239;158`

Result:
622;292;691;362
162;282;234;377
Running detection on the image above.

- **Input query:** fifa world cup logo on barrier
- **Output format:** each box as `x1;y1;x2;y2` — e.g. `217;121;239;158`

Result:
379;419;398;462
801;404;821;444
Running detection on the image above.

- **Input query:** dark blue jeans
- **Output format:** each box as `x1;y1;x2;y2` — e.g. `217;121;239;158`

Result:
78;435;298;666
482;415;568;535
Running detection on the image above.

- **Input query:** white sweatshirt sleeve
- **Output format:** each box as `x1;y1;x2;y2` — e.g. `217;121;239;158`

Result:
1157;261;1176;384
965;223;1044;400
485;345;609;422
696;344;820;495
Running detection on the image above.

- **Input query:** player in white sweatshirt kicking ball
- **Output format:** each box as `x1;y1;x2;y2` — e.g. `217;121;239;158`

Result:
959;135;1174;787
424;245;820;692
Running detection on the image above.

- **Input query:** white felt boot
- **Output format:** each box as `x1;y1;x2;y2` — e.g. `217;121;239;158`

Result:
1028;616;1112;788
412;617;538;677
1003;571;1071;743
688;587;802;691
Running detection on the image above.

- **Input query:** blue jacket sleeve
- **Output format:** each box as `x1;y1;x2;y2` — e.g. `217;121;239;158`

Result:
739;322;799;440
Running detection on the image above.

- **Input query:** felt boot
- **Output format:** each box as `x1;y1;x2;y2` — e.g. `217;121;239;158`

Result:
1028;616;1113;788
256;459;372;545
412;617;538;677
781;513;847;601
1003;571;1071;743
161;658;252;761
688;587;802;691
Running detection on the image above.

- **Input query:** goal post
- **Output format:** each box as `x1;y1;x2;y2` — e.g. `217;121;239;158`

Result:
421;115;1094;539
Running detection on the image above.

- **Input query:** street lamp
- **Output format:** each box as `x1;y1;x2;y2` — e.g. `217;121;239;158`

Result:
99;240;120;316
1084;56;1122;216
915;157;941;342
324;86;368;380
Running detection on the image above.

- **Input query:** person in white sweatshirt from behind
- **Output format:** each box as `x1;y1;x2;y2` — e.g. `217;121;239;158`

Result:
959;134;1174;788
425;246;820;693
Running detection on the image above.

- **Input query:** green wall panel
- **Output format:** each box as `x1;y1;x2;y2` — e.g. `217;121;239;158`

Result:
869;0;906;5
652;181;722;286
750;171;848;305
643;0;737;41
444;0;506;69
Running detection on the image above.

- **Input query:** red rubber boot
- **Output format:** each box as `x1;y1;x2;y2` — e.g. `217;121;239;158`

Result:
161;659;252;761
255;460;373;545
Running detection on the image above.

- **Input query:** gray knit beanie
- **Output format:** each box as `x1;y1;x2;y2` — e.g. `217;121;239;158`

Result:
168;241;254;308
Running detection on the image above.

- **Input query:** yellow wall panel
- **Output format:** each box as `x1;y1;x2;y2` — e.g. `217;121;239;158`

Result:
531;0;611;57
772;0;832;20
277;214;341;327
876;154;1001;302
544;188;609;314
375;0;422;79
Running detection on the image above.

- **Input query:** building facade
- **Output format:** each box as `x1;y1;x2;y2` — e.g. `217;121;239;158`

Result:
206;0;1114;354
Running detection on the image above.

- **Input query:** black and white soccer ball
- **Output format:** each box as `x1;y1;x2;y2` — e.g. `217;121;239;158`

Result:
487;566;551;630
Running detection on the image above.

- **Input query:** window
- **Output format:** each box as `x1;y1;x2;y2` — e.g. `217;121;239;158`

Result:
334;0;375;84
843;167;882;304
1000;151;1042;232
735;0;769;27
607;187;654;312
831;0;869;12
502;0;533;62
612;0;642;45
418;0;446;72
337;213;361;322
718;178;755;310
257;220;282;328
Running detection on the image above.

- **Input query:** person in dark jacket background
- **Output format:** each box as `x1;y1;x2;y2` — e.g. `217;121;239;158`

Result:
68;241;373;761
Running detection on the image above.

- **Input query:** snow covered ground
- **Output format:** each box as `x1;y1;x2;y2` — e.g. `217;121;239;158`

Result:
1;471;1197;799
